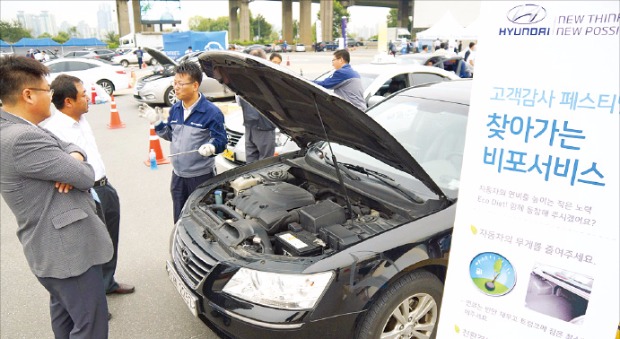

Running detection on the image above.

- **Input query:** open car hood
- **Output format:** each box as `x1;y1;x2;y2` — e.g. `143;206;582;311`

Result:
144;47;176;66
198;51;447;199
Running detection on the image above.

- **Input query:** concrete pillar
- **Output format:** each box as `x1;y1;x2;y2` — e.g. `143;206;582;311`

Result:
320;0;333;42
397;0;411;30
282;0;293;43
299;0;312;46
130;0;154;33
229;0;239;41
239;0;251;42
115;0;130;37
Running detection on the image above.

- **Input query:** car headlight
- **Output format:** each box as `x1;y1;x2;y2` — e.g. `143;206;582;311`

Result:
222;268;333;310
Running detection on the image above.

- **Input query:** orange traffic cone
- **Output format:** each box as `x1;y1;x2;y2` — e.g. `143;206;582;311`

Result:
143;125;170;166
286;56;290;66
107;95;126;129
91;84;97;104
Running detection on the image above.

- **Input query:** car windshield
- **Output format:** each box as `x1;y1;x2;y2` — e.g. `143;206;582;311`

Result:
322;94;468;196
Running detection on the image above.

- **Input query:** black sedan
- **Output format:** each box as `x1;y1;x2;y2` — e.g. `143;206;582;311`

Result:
166;51;471;339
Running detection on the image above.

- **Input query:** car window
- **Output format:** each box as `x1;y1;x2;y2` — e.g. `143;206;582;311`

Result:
65;61;97;72
411;73;448;86
47;62;67;73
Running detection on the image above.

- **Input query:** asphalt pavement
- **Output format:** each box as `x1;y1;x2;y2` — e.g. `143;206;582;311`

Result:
0;47;381;339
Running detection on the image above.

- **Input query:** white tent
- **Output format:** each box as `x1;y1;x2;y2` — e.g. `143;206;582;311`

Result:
416;12;465;40
460;16;482;40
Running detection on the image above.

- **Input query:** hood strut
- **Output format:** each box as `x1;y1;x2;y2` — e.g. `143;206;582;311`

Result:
312;93;355;219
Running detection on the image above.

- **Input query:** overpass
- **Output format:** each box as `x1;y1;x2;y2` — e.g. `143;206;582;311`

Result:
116;0;413;47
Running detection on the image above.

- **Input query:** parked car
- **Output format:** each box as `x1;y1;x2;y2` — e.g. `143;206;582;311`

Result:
91;49;119;61
295;43;306;52
63;50;100;59
133;47;233;106
398;54;473;78
44;58;130;95
167;51;470;338
111;47;155;67
216;61;460;172
346;38;364;47
242;44;272;54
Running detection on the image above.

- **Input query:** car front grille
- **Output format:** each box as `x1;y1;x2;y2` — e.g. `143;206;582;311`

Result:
172;229;215;289
226;127;243;147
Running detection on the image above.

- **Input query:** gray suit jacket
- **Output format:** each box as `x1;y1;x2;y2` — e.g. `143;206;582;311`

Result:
0;109;113;279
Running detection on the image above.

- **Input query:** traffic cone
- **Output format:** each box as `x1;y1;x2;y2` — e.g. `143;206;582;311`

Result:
91;84;97;104
107;95;126;129
143;125;170;166
286;56;290;66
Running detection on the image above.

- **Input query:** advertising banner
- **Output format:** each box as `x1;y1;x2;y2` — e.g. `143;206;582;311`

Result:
437;2;619;339
162;31;228;59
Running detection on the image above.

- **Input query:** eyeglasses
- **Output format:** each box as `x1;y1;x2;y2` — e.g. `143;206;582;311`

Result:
331;58;339;62
26;88;54;96
172;81;194;87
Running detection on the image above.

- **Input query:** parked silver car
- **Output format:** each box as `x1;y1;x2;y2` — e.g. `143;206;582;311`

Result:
133;47;234;106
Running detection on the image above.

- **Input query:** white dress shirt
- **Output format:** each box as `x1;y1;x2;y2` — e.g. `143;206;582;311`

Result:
41;110;107;181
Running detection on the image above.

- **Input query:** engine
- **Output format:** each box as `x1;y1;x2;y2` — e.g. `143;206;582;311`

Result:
197;167;404;257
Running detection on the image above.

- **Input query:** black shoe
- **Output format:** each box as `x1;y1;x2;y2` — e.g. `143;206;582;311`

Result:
108;312;112;321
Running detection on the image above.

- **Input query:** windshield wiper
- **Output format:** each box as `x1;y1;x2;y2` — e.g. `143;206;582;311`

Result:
323;155;360;181
341;163;425;204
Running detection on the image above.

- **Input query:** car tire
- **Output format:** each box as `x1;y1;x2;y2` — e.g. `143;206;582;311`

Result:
97;80;114;95
120;60;129;67
356;270;443;339
164;86;177;106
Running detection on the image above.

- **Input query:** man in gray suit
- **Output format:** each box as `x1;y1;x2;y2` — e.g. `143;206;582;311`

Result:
0;56;113;338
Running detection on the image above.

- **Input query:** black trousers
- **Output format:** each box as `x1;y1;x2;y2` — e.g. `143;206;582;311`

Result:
171;171;213;223
93;182;121;293
37;265;108;339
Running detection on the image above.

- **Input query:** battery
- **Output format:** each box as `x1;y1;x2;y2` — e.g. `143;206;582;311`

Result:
275;230;323;257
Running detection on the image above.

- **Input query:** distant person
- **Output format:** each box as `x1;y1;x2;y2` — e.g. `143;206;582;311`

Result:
464;42;476;77
313;49;366;111
44;74;135;297
433;38;441;51
269;52;282;65
238;49;276;164
413;38;420;53
147;62;227;223
41;50;50;62
185;46;193;55
134;47;144;69
457;40;463;53
282;40;288;53
388;40;397;56
0;55;113;338
421;45;429;53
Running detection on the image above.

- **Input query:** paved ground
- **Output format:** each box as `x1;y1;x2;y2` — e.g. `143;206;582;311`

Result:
0;48;382;339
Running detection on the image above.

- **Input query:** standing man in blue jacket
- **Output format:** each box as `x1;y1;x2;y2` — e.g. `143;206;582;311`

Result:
313;49;367;111
147;62;227;223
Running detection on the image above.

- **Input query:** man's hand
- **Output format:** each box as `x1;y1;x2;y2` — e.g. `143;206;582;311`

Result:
198;143;216;157
55;182;74;193
145;107;163;125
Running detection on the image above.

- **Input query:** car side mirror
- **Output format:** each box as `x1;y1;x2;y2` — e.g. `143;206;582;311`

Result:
367;95;385;108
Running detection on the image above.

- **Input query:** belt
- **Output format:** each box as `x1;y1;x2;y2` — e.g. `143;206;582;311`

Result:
94;177;107;187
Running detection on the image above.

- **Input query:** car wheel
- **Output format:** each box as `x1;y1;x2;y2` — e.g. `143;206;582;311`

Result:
356;271;443;339
120;60;129;67
150;58;158;66
164;86;177;106
97;80;114;95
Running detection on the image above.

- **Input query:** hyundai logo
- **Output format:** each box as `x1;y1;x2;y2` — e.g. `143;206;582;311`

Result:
181;247;191;264
507;4;547;24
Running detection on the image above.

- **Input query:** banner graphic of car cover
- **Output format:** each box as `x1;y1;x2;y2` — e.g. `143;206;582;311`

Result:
437;2;619;339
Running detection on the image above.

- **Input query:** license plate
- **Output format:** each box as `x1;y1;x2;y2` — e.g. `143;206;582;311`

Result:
166;261;198;317
222;148;235;162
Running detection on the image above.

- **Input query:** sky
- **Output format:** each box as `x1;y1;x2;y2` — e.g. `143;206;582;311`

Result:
0;0;391;36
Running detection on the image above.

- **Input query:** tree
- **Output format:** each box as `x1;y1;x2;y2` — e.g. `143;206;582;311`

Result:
251;14;272;41
52;31;70;44
38;32;52;38
104;31;119;49
0;20;32;43
387;9;398;27
68;26;79;38
189;16;229;32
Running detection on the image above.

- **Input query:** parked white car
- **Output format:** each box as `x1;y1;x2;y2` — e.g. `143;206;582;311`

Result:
215;61;459;173
133;47;234;106
111;47;156;67
44;58;130;95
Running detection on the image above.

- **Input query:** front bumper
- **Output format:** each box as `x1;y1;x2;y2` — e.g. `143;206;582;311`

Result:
167;226;361;338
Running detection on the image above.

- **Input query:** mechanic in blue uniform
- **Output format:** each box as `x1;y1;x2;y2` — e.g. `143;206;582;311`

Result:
313;49;367;111
148;61;227;223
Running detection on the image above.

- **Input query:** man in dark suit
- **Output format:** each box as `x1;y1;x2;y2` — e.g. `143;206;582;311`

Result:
0;55;113;338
